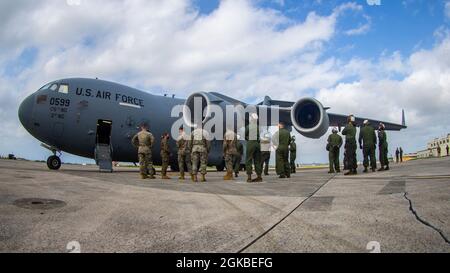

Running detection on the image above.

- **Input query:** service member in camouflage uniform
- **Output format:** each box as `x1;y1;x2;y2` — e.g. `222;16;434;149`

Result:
289;136;297;174
223;130;238;180
358;120;377;173
233;136;244;178
160;132;171;179
327;128;343;173
191;127;211;182
342;115;357;175
131;124;155;179
273;122;291;178
176;127;192;181
245;113;263;183
377;123;390;171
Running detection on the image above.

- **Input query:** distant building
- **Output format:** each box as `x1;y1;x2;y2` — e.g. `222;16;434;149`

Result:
419;134;450;158
416;149;432;159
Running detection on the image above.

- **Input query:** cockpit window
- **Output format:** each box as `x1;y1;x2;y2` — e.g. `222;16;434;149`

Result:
39;83;51;90
49;83;58;91
58;84;69;94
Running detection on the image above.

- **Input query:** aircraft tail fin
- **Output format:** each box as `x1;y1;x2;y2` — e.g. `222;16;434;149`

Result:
402;109;406;127
258;96;295;108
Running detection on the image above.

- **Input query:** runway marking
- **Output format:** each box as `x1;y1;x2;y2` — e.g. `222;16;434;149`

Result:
378;180;405;195
301;196;335;211
237;174;337;253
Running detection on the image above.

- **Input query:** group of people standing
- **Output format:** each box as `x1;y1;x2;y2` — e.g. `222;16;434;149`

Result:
327;115;390;176
132;124;211;182
131;114;298;182
395;147;404;163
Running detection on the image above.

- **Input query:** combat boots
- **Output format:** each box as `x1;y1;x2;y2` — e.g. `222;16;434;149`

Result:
192;174;198;182
223;171;233;181
344;170;357;175
179;173;185;180
252;175;263;183
201;174;206;182
363;167;368;173
247;174;252;183
140;174;148;179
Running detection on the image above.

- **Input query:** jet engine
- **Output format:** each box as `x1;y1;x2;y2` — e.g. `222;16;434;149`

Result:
290;98;329;139
183;92;229;127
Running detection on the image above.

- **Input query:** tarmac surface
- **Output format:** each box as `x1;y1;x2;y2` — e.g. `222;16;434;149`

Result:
0;157;449;253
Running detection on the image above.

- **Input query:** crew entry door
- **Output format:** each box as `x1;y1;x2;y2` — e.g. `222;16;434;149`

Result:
95;119;113;172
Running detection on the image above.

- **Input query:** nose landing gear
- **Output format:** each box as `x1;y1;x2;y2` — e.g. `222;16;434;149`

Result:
47;155;61;170
41;143;62;170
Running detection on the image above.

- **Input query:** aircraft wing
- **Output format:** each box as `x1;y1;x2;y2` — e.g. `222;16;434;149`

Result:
327;112;407;131
257;96;407;135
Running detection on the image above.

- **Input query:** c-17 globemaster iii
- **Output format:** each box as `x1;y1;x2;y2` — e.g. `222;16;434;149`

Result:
18;78;406;171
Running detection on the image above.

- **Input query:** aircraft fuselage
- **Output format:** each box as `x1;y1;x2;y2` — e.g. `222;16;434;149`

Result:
18;78;224;167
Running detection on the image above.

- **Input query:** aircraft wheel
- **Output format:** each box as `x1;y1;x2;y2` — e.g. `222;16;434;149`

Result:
47;155;61;170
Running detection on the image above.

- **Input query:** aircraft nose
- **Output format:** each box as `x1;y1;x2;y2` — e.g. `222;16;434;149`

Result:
18;94;34;128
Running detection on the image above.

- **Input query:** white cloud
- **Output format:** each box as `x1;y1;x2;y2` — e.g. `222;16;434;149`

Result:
316;36;450;155
345;21;370;36
445;1;450;19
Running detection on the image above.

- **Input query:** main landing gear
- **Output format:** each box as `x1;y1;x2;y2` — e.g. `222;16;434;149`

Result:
41;143;62;170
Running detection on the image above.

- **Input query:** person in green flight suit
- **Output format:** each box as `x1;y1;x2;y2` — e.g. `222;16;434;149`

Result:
289;135;297;174
327;128;343;173
342;115;357;175
358;120;377;173
273;122;291;179
377;123;390;171
245;113;263;183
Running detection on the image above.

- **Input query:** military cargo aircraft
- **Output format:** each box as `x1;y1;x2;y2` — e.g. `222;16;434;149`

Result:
18;78;406;171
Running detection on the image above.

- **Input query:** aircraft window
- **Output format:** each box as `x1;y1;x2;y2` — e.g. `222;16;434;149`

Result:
49;83;58;91
58;84;69;94
39;83;51;90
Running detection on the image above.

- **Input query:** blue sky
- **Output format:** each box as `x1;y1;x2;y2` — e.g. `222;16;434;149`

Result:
193;0;448;60
1;0;450;164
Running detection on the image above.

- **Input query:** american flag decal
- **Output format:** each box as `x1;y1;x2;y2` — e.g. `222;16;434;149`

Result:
36;95;47;104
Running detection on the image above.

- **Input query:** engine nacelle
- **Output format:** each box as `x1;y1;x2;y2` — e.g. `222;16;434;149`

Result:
290;98;329;139
183;92;228;127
